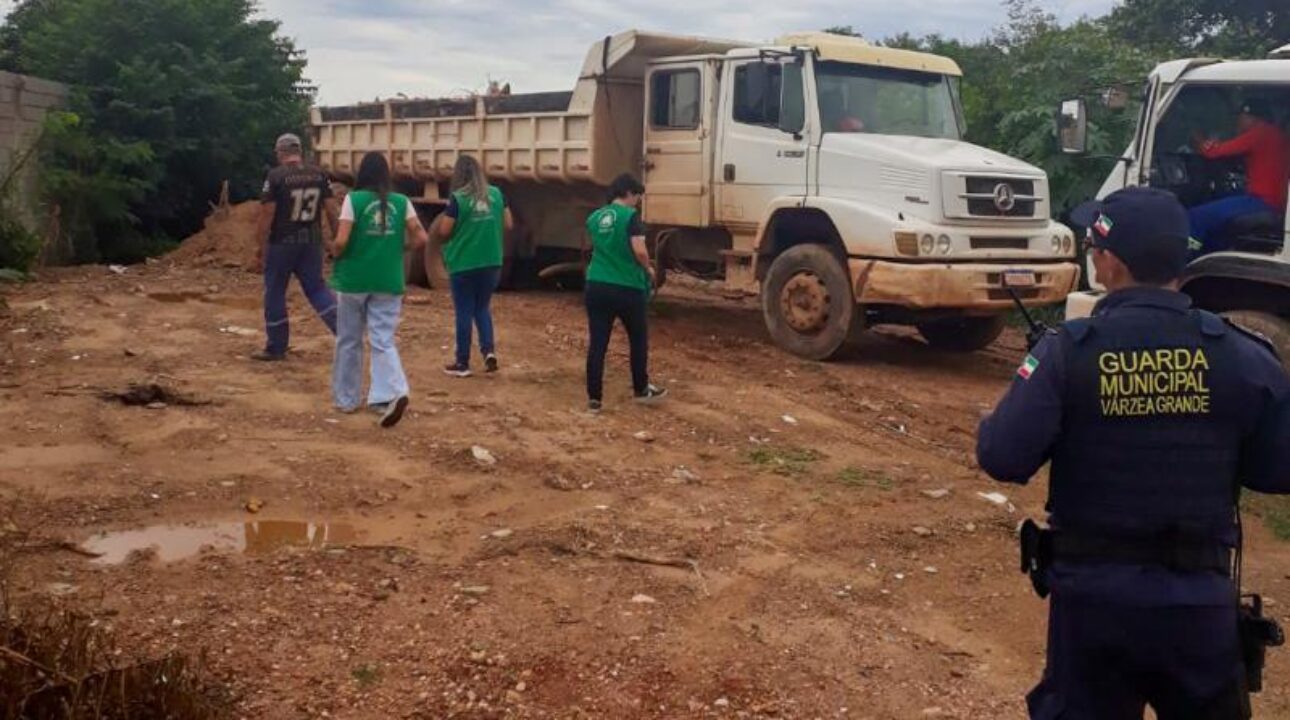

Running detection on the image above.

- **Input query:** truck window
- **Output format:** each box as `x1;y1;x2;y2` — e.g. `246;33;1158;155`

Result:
734;63;781;126
733;62;805;129
816;62;961;139
651;69;701;130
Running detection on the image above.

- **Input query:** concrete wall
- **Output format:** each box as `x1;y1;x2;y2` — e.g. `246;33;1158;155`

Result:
0;71;68;260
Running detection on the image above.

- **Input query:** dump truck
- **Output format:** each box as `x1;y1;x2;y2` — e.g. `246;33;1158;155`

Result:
311;30;1079;360
1060;45;1290;366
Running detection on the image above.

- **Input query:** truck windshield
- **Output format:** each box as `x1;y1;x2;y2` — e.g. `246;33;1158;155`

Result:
816;62;963;139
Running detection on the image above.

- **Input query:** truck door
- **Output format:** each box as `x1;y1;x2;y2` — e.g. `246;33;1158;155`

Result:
716;56;809;229
642;60;717;227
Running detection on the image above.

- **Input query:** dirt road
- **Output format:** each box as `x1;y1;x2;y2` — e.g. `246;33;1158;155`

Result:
3;261;1289;719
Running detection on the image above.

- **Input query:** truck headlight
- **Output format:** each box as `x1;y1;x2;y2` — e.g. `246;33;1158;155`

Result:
936;234;952;255
1050;235;1062;253
919;234;935;255
1062;235;1074;254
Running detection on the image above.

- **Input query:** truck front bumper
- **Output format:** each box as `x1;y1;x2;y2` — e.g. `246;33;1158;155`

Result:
848;260;1081;311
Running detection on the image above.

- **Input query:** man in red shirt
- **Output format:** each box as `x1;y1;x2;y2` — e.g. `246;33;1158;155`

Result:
1189;98;1289;254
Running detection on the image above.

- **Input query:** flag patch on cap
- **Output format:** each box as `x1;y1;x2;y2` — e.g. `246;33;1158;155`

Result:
1093;213;1114;237
1017;354;1040;380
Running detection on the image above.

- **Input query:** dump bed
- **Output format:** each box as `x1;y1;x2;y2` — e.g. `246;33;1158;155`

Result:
310;30;748;191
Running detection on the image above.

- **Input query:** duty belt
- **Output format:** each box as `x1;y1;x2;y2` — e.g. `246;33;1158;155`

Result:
1051;530;1233;575
1019;520;1233;598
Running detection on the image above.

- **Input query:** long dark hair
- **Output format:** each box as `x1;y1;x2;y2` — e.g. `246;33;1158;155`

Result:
450;155;490;209
355;152;392;232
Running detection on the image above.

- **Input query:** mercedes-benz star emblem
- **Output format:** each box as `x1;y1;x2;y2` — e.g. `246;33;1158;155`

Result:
992;183;1017;212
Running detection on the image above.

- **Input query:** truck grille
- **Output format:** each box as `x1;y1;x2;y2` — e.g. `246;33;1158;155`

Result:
963;177;1037;218
970;237;1030;251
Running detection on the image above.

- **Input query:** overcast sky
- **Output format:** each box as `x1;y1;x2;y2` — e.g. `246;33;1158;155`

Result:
2;0;1119;105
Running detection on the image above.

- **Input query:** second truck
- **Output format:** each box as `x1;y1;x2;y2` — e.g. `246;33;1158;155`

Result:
311;30;1078;360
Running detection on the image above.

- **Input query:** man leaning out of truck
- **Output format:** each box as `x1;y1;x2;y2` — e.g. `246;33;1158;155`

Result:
1189;98;1289;255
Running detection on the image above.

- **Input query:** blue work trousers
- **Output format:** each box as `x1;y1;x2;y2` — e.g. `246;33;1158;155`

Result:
1188;195;1274;255
449;267;500;367
263;242;337;356
332;293;409;411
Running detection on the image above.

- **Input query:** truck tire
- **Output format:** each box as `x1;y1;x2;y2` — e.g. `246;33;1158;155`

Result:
917;315;1007;353
1221;310;1290;371
761;244;855;361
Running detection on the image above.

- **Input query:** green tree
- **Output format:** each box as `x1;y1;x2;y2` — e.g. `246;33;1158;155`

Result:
0;0;310;263
1108;0;1288;59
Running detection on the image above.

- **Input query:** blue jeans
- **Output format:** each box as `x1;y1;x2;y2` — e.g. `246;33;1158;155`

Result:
332;293;409;411
263;242;337;355
449;267;500;367
1187;194;1274;256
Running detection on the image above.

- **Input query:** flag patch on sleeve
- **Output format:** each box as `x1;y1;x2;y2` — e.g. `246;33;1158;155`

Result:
1017;354;1040;380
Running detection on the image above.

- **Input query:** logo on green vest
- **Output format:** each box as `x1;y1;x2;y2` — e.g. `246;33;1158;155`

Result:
598;212;614;229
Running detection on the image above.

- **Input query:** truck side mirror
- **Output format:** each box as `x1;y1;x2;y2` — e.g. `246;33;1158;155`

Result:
778;62;805;136
1058;98;1088;155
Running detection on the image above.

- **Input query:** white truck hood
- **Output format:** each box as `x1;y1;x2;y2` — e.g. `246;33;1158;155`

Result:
817;134;1049;222
822;134;1043;176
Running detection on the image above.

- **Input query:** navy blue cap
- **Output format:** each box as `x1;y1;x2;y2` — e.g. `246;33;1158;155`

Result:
1070;187;1191;280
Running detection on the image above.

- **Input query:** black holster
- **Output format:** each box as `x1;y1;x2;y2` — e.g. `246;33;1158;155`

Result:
1019;519;1053;599
1240;594;1285;693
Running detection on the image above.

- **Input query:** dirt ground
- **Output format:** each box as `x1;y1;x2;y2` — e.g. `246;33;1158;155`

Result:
3;257;1290;719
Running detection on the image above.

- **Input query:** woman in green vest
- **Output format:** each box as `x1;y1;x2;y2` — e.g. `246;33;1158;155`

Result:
436;155;512;377
584;173;667;413
328;152;428;428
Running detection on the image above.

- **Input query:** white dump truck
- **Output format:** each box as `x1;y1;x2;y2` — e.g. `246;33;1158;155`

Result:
312;30;1078;360
1060;45;1290;365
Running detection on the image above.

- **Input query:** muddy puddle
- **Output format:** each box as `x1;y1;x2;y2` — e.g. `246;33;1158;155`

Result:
82;520;358;565
146;291;259;310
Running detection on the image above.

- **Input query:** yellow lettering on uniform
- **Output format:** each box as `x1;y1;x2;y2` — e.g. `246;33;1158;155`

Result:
1193;349;1210;371
1099;352;1118;374
1100;374;1118;397
1156;349;1173;371
1133;373;1152;395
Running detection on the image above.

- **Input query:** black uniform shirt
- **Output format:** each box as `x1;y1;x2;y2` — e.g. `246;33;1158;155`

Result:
260;163;332;245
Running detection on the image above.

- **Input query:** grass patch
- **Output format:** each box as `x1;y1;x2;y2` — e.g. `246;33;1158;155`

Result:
747;447;823;477
836;466;895;491
1242;494;1290;541
351;663;382;687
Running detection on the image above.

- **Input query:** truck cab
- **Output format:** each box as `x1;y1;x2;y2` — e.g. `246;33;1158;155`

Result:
311;30;1078;360
1061;51;1290;364
640;32;1077;358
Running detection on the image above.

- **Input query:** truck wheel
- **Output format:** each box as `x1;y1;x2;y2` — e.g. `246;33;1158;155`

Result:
917;315;1007;353
761;244;855;361
1222;311;1290;371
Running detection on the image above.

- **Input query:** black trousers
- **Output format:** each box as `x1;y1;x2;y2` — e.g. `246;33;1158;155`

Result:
585;281;649;401
1028;592;1248;720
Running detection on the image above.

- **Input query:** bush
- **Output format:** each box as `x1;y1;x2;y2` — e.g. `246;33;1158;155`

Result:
0;212;41;272
2;0;311;263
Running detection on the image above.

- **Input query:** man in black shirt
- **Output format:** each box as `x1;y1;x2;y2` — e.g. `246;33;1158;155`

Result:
254;133;339;361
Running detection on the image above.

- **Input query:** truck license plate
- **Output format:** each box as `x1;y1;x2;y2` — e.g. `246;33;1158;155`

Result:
1002;270;1037;288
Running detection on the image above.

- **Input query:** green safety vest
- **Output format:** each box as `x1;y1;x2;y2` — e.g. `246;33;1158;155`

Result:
443;186;505;274
330;190;409;295
585;203;649;291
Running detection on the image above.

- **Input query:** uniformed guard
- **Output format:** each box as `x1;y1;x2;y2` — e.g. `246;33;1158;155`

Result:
977;187;1290;719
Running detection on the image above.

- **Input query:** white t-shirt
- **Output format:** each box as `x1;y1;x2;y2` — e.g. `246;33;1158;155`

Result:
339;194;419;222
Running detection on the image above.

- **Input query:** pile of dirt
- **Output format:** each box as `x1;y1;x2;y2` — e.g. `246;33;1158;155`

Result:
167;202;260;269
